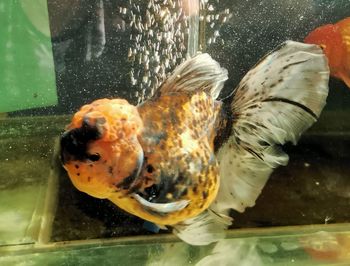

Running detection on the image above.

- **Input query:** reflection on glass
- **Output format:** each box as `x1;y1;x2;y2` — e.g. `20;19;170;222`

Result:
0;0;57;113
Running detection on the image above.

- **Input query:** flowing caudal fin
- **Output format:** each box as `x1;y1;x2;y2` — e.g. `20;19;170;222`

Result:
157;53;228;99
167;41;329;246
211;41;329;218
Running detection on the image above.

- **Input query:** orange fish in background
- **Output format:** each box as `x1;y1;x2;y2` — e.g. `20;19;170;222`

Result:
304;17;350;88
60;41;329;245
301;231;350;262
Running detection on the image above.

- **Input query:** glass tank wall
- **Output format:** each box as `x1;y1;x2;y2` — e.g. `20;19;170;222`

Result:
1;0;350;265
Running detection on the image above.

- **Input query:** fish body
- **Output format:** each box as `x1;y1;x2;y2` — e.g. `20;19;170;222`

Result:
132;92;221;224
96;92;222;225
61;55;226;226
61;42;329;245
304;17;350;87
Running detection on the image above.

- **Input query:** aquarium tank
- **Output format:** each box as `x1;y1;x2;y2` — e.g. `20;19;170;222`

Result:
1;0;350;265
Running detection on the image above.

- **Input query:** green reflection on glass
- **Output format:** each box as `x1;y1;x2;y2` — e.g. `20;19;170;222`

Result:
0;0;57;113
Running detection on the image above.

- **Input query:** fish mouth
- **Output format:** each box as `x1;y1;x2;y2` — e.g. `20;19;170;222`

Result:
60;117;103;164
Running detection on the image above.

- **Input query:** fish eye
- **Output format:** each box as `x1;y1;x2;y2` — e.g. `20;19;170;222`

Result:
88;153;101;162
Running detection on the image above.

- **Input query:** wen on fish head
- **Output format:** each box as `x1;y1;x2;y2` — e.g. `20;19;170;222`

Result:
60;98;144;199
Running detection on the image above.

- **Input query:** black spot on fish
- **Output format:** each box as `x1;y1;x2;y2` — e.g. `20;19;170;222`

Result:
193;186;198;194
108;166;113;175
199;176;204;184
146;164;154;173
75;164;79;169
177;174;185;183
213;101;233;152
60;118;102;164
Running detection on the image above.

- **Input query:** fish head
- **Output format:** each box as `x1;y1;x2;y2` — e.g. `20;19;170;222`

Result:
60;98;144;199
304;24;344;72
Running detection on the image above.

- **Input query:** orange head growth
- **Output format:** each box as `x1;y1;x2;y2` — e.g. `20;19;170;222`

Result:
60;98;144;199
304;23;345;75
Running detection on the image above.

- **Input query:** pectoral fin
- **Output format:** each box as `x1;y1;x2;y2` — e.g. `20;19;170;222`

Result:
132;193;189;213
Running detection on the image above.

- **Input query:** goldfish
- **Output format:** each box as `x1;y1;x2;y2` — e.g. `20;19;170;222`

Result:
60;41;329;245
304;17;350;88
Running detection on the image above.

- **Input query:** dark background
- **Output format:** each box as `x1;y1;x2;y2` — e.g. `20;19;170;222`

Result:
11;0;350;116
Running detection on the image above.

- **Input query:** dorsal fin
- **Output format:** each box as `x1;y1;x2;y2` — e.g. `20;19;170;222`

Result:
158;53;228;99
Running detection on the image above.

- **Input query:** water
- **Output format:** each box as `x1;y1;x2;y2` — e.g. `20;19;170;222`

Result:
1;0;350;265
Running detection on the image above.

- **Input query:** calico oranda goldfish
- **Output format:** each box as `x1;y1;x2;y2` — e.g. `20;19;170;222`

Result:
60;41;329;245
304;17;350;88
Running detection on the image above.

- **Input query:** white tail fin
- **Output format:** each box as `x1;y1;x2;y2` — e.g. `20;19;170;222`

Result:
211;41;329;217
